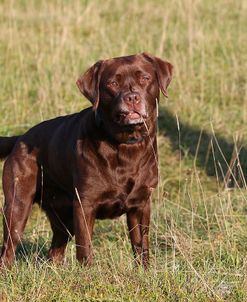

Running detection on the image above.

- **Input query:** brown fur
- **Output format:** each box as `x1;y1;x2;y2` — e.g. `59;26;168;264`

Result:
0;53;173;269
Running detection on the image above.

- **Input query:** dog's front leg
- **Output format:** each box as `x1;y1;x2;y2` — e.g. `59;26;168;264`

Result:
73;195;95;266
127;199;151;269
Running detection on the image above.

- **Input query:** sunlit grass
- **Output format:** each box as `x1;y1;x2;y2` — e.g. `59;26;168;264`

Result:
0;0;247;301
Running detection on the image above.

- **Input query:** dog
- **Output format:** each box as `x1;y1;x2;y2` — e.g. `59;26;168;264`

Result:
0;53;173;269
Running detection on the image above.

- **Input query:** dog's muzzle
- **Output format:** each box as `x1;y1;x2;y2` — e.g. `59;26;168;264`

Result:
115;111;145;125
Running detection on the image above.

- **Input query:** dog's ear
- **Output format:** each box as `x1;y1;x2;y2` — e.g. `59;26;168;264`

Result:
142;53;173;97
76;60;104;110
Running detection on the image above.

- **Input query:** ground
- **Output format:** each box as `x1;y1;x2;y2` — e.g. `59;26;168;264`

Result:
0;0;247;301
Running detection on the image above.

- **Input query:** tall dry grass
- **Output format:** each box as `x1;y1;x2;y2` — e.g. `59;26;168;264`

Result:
0;0;247;301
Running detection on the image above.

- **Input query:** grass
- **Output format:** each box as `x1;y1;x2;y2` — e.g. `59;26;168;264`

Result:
0;0;247;301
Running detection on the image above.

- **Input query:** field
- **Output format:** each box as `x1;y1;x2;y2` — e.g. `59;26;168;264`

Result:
0;0;247;301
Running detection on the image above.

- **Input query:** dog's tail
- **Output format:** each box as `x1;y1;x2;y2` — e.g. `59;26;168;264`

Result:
0;136;20;159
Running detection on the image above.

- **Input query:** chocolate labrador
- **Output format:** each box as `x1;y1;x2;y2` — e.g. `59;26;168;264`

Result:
0;53;173;269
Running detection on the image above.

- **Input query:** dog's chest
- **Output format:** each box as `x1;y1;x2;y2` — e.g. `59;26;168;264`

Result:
95;182;153;219
94;162;157;219
79;140;158;219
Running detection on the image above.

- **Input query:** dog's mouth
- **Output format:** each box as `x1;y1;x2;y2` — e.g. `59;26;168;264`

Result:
114;111;146;125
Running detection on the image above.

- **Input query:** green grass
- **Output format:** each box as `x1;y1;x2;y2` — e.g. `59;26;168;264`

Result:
1;0;247;301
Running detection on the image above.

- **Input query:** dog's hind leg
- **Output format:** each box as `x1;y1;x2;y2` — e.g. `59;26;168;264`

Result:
40;186;74;264
0;149;39;268
44;202;74;264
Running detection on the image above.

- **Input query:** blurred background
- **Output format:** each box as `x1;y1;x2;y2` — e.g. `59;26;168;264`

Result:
1;1;247;301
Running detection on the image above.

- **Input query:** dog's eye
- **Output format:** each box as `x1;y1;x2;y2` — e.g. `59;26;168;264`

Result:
107;80;119;88
140;75;151;84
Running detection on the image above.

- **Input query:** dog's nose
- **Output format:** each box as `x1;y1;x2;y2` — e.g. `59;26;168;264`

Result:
123;93;141;105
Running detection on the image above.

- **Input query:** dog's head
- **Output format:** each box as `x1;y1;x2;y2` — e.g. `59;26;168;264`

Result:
77;53;173;141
